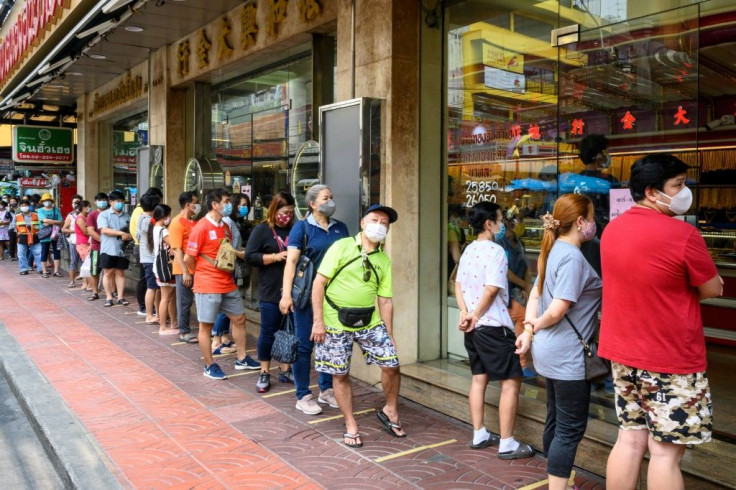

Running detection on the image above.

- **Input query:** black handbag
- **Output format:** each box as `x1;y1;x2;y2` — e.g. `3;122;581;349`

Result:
291;232;314;310
561;313;611;381
271;313;298;364
324;252;378;328
154;228;173;283
37;225;53;240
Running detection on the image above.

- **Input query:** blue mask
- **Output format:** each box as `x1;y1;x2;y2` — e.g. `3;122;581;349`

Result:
96;200;108;209
493;223;506;241
238;206;249;218
113;201;124;212
221;203;232;217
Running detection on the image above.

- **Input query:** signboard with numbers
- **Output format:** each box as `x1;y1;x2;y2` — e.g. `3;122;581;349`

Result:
12;126;74;164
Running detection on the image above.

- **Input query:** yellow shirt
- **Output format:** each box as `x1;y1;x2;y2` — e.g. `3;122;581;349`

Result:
129;205;143;245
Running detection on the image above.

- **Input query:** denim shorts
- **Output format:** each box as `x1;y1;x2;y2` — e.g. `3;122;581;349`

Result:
195;290;244;324
142;263;159;290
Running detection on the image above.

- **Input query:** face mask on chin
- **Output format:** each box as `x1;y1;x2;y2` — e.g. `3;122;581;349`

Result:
656;186;692;215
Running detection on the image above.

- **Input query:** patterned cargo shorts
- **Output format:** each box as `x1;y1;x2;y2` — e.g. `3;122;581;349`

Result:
612;362;712;444
315;323;400;375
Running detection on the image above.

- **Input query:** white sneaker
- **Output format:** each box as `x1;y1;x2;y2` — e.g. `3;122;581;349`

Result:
317;389;339;408
295;394;323;415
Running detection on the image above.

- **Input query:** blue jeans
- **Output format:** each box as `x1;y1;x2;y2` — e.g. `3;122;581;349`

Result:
258;301;284;362
293;304;332;400
18;243;42;272
212;313;230;336
543;378;591;478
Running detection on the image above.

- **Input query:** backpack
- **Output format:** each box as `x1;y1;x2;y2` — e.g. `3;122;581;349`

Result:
200;226;237;273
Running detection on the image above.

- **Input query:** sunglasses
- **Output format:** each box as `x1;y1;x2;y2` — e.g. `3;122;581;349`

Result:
361;255;373;282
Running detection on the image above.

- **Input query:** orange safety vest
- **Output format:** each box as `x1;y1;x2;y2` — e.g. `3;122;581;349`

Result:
16;212;40;245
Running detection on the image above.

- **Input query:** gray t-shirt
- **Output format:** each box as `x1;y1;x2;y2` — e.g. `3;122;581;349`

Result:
98;209;131;257
531;240;602;381
136;214;154;263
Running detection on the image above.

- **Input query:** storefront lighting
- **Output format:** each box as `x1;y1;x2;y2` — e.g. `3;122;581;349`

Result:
38;56;73;75
89;54;108;60
68;72;83;77
27;75;53;87
124;25;144;32
76;19;117;39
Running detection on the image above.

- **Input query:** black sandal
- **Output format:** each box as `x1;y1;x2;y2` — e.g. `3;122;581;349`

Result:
103;299;113;307
116;298;129;306
376;410;407;438
53;272;62;277
343;433;363;448
87;293;99;301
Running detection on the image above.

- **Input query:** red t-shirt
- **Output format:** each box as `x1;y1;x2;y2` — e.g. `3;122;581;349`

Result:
86;210;102;251
599;207;717;374
186;216;236;294
169;214;195;275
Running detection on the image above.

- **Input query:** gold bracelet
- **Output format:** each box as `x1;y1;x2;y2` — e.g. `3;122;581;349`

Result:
523;325;534;341
272;253;276;262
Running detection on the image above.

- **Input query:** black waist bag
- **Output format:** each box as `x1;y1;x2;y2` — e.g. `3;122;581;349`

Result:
325;252;378;328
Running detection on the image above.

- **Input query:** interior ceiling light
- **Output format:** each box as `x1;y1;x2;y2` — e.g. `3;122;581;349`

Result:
102;0;135;13
124;25;144;32
76;19;117;39
47;84;65;89
89;54;107;60
68;72;83;76
39;56;73;75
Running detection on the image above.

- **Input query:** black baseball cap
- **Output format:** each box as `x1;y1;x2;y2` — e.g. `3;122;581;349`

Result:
363;203;398;223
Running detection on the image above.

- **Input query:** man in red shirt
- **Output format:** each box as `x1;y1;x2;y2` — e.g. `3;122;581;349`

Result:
85;192;108;301
600;154;723;489
184;188;257;380
170;191;200;344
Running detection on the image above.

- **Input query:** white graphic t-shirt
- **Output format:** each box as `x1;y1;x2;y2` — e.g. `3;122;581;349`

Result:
457;239;512;329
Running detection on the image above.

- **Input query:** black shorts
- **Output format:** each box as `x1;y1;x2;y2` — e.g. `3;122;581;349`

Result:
464;326;523;381
89;250;102;276
100;253;129;271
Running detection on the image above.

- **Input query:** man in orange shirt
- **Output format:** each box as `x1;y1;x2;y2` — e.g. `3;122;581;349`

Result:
184;188;258;380
170;191;200;344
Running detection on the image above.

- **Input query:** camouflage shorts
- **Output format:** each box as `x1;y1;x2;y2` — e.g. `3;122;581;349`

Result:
612;362;712;445
315;323;399;375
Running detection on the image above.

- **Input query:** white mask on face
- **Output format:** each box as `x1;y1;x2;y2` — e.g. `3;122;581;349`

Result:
191;204;201;216
364;222;388;243
656;187;692;215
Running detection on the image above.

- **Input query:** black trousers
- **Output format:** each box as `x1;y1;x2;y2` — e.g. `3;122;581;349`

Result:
8;229;16;258
543;377;591;478
136;261;146;311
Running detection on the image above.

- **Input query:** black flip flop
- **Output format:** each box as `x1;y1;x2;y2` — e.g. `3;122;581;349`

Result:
87;293;99;301
103;299;113;307
470;434;500;450
343;432;363;448
376;410;407;438
116;298;129;306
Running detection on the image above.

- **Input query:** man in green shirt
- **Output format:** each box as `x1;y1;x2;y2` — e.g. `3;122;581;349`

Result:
312;204;403;448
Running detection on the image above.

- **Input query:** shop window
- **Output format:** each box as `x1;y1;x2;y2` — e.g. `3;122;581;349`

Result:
111;113;147;203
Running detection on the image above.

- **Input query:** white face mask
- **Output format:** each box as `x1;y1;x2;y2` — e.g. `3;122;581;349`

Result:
164;218;171;226
20;206;29;213
364;222;388;243
191;204;201;216
656;187;692;215
43;201;53;207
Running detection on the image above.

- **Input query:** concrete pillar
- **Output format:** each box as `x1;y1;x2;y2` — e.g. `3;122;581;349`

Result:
336;0;420;382
75;94;99;199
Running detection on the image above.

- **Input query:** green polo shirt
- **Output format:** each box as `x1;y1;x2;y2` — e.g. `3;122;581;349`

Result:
318;233;392;331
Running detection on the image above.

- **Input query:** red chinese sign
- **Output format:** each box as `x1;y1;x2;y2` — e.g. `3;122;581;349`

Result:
510;125;521;139
528;124;541;140
571;119;585;135
621;111;636;130
674;106;690;125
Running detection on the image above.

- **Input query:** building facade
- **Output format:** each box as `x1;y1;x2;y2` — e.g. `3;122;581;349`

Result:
0;0;734;486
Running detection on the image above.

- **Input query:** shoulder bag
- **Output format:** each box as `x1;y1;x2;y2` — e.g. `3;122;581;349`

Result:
291;228;314;310
324;251;379;328
154;227;174;283
200;226;236;273
561;313;610;381
271;313;298;364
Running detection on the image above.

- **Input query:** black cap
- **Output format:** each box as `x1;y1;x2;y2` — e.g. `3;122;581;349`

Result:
363;204;398;223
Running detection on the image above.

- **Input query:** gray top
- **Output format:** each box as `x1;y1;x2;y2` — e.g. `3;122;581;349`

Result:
222;216;242;250
136;214;154;263
97;209;130;257
531;240;602;381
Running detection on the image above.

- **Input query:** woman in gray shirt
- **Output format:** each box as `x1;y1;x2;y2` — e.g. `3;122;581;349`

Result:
516;193;601;490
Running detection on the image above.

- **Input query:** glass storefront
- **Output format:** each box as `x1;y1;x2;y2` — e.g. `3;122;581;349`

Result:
111;112;148;203
436;0;736;460
211;53;313;219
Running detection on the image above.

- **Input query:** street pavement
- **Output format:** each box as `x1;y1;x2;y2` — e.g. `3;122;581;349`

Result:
0;260;605;489
0;373;63;489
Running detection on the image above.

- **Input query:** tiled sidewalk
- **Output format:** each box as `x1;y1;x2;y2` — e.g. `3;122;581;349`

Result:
0;262;604;489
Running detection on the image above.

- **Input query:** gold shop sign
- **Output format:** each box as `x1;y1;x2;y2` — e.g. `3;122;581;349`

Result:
91;73;145;117
173;0;331;83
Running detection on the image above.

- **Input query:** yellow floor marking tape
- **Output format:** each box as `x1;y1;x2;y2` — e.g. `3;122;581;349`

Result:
261;384;317;398
308;408;375;425
518;469;575;490
374;439;457;463
227;366;279;378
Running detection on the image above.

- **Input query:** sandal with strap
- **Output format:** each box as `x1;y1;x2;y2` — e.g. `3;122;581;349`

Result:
343;433;363;448
376;410;407;438
53;272;62;277
103;299;113;307
41;273;49;278
116;298;129;306
87;293;99;301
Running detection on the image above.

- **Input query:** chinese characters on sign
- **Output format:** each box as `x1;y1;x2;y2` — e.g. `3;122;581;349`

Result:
674;106;690;125
240;3;258;50
267;0;288;36
177;40;190;78
528;124;540;140
217;16;234;60
571;118;585;135
621;111;636;130
197;29;212;68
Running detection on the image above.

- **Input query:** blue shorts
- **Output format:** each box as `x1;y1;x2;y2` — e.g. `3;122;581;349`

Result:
142;263;159;290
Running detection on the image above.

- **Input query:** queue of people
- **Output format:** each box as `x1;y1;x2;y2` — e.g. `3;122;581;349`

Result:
0;151;721;487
